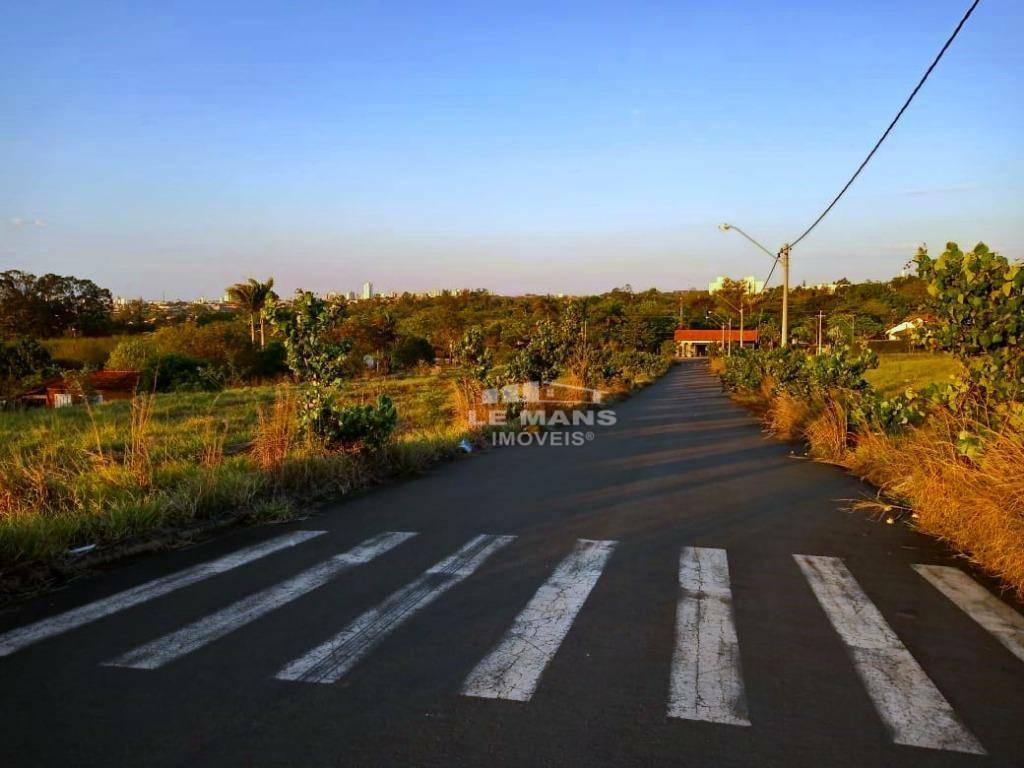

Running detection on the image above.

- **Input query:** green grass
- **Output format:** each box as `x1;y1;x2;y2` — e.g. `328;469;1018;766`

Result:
865;352;961;398
0;373;466;585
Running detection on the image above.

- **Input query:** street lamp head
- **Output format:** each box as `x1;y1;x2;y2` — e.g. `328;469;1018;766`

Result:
718;223;731;232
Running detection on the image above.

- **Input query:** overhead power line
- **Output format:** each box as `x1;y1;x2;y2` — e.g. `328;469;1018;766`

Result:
761;256;780;292
788;0;982;249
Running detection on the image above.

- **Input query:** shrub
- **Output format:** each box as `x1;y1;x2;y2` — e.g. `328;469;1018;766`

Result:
721;346;876;400
250;340;289;379
505;321;560;384
916;242;1024;404
331;396;398;451
0;339;52;401
143;354;219;392
265;291;397;451
44;336;121;368
107;337;157;371
392;336;435;369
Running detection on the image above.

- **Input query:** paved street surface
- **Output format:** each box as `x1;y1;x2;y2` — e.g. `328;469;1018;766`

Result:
2;361;1023;767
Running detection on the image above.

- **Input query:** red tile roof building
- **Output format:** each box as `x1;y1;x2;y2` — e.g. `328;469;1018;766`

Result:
21;371;142;408
674;328;759;357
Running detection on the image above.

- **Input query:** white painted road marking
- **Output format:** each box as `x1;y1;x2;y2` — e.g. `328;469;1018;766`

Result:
276;534;515;684
913;564;1024;664
462;538;616;701
0;530;326;658
795;555;984;754
106;531;416;670
667;547;750;726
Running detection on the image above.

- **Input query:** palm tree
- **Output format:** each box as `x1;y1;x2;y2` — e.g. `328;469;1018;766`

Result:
226;278;277;347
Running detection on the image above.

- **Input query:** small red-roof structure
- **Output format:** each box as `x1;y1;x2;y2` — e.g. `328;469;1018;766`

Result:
21;371;142;408
674;328;759;357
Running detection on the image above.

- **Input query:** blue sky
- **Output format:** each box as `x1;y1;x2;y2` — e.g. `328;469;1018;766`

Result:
2;0;1021;298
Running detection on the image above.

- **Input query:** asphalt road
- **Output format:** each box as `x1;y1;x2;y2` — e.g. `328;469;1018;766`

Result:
2;361;1023;767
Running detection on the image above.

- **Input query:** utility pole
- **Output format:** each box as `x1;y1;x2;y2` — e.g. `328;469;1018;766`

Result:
780;244;791;347
727;319;733;356
817;310;824;355
739;304;745;350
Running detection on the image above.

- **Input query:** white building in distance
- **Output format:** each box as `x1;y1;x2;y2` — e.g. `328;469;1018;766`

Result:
709;275;764;295
362;281;374;300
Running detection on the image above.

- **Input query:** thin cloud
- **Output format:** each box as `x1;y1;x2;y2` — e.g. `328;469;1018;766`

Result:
5;217;47;230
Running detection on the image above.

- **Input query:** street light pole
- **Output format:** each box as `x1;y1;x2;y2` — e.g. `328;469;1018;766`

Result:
719;223;790;348
780;243;790;348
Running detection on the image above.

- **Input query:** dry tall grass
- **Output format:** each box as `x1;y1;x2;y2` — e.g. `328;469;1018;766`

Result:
718;351;1024;595
452;376;487;428
124;393;155;486
842;414;1024;597
708;357;727;375
252;388;299;472
804;398;850;463
765;393;811;441
201;418;229;467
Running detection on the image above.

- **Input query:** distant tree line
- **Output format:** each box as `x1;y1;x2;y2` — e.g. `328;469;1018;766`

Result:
0;270;112;339
0;264;938;403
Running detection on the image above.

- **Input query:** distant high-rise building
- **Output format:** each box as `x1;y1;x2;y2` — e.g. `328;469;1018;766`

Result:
346;290;358;301
362;281;374;300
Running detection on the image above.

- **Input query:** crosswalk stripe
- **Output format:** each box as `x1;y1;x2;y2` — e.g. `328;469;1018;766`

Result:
913;564;1024;664
667;547;750;726
276;533;515;684
795;554;984;754
105;531;417;670
462;538;616;701
0;530;326;658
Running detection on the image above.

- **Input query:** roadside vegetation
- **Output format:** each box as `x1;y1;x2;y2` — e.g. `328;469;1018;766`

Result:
716;243;1024;596
0;288;673;595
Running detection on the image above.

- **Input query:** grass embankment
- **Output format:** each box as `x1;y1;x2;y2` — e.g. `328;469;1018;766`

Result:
0;374;465;593
721;352;1024;597
864;352;960;398
0;367;667;595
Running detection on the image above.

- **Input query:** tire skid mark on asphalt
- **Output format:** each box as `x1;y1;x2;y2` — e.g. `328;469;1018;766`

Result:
0;530;326;658
795;554;985;754
106;531;417;670
276;533;515;684
668;546;750;726
462;538;616;701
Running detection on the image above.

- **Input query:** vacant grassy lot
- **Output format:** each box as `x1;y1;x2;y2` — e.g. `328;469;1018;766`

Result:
0;373;463;589
866;352;961;398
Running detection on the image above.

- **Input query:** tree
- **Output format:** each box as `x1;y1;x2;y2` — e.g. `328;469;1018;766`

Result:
506;320;560;383
713;277;754;320
916;242;1024;403
264;290;396;450
226;277;277;347
0;338;52;402
0;270;112;339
